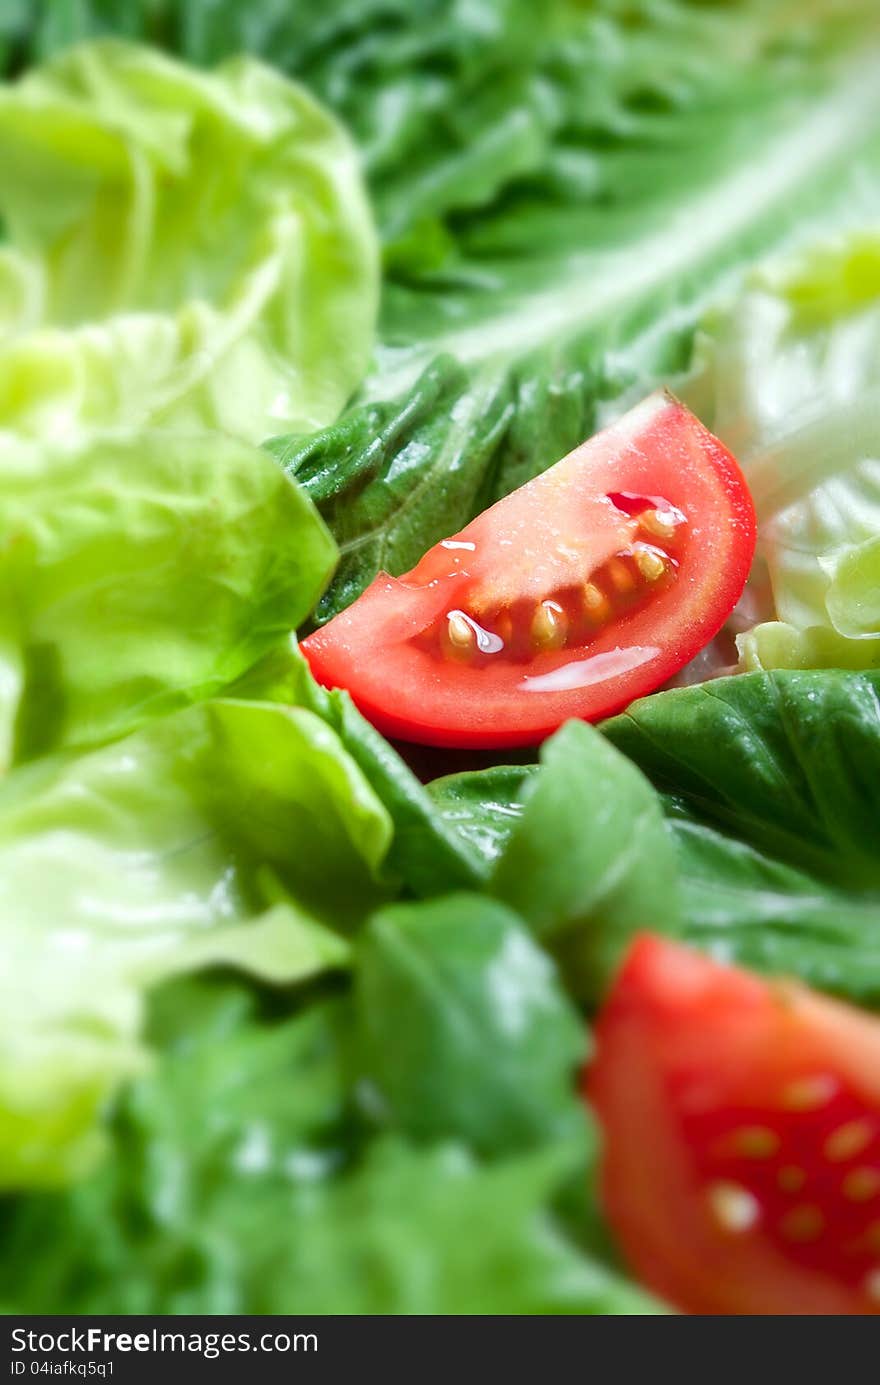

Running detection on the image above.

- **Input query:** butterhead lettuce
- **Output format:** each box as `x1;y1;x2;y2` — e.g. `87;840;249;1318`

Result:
0;429;337;771
0;39;379;442
0;696;392;1189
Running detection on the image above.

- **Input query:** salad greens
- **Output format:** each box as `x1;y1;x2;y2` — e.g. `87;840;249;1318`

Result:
0;431;336;769
266;0;880;623
355;895;586;1157
5;0;880;1318
0;39;378;442
0;696;390;1187
426;671;880;1007
0;979;657;1315
492;722;681;1004
684;232;880;671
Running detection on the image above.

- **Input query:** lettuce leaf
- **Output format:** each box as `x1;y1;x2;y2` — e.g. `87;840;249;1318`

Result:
225;637;488;896
683;231;880;666
0;429;336;771
0;38;378;442
0;978;659;1314
0;697;392;1188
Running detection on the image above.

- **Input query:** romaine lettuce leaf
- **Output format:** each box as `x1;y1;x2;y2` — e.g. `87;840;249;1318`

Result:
0;430;336;771
0;38;378;442
0;697;392;1188
261;0;880;623
0;978;659;1314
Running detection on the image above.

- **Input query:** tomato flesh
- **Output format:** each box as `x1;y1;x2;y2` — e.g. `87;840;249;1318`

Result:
589;936;880;1315
302;391;756;748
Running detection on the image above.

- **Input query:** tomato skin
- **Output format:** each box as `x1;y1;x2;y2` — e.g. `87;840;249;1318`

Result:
302;392;756;749
588;936;880;1316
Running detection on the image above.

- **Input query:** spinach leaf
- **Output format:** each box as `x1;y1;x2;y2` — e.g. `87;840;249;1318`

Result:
426;763;537;881
604;670;880;896
355;894;586;1156
670;817;880;1006
604;670;880;1003
492;721;681;1003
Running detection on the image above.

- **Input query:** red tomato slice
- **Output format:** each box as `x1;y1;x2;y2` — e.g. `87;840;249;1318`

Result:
588;936;880;1315
302;391;756;748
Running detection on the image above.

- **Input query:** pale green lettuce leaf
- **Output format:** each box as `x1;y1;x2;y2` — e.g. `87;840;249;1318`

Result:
224;636;489;895
0;38;378;442
0;696;392;1189
0;429;336;771
739;620;880;673
683;231;880;666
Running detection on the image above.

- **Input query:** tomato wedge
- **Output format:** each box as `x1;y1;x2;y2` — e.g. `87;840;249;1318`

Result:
588;936;880;1315
302;391;756;748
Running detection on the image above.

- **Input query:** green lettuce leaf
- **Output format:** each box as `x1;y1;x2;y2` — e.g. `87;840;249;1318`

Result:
225;637;488;896
354;894;586;1157
739;620;880;674
0;978;660;1314
0;38;378;442
0;697;392;1188
0;429;336;770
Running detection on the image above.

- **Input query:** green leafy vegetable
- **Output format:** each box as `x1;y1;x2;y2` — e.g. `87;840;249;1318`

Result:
423;672;880;1008
260;0;880;622
426;763;537;882
355;894;586;1156
0;430;336;770
739;621;880;675
0;978;660;1315
0;697;391;1188
492;722;681;1003
226;638;488;896
683;231;880;667
0;38;378;442
605;671;880;1002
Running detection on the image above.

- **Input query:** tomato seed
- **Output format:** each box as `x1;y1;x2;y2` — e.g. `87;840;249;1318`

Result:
707;1181;760;1233
780;1205;825;1242
842;1168;880;1202
531;600;567;651
825;1120;875;1162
